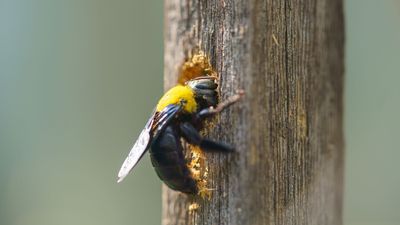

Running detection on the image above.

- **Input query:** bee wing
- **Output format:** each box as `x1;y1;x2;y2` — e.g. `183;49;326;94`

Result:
117;114;155;183
151;104;183;140
117;104;182;183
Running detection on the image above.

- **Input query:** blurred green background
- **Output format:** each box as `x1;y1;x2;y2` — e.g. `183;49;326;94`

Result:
0;0;399;225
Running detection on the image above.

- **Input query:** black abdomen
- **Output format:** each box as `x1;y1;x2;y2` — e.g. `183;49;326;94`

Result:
149;126;197;194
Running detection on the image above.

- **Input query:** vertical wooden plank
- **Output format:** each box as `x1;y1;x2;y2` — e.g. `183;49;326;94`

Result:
163;0;344;224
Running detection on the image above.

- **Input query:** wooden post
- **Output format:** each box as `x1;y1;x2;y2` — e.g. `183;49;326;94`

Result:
163;0;344;224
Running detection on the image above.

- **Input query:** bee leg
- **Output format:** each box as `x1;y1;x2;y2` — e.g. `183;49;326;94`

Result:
179;122;234;152
196;90;244;120
200;139;235;152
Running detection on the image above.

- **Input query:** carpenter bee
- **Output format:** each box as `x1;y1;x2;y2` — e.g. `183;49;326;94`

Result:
117;76;242;194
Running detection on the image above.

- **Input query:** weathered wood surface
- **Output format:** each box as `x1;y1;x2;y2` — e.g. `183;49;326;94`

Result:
163;0;344;225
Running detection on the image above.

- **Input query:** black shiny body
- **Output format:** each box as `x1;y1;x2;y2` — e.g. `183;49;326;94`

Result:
149;123;198;194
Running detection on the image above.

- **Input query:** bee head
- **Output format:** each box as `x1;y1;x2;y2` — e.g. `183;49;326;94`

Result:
186;76;218;109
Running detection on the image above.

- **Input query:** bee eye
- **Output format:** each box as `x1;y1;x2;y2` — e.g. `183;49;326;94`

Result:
194;82;218;90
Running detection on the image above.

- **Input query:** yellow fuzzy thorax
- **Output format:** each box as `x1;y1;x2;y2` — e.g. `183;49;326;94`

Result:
156;85;197;113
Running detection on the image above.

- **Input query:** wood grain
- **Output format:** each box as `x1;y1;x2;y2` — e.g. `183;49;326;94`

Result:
163;0;344;224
